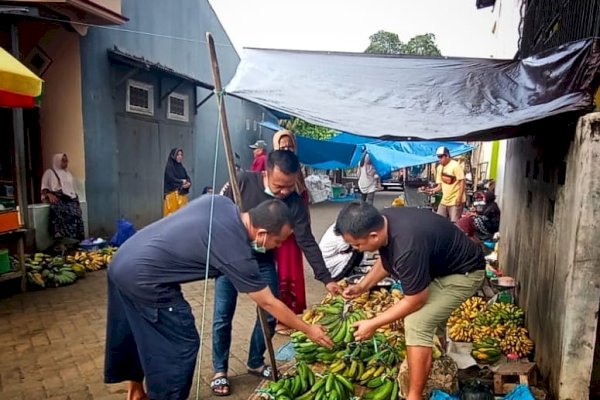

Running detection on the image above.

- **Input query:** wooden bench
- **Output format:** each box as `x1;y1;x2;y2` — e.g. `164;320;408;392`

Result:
494;362;537;395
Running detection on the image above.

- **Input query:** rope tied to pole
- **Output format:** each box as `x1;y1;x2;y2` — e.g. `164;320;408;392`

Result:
194;92;224;400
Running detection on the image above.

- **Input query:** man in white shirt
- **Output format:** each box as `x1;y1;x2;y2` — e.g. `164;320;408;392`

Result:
319;223;363;280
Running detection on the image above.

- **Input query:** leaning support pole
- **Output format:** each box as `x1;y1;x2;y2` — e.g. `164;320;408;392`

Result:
206;32;279;381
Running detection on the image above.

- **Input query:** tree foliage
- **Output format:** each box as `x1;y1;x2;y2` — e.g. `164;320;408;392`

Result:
365;30;404;55
365;30;442;56
279;117;337;141
403;33;442;56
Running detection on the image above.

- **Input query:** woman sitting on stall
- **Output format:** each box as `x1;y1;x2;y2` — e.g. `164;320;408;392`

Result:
41;153;85;242
457;191;501;243
163;148;192;217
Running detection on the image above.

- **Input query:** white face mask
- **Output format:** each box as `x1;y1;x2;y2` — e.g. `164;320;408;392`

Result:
251;232;268;253
264;185;276;197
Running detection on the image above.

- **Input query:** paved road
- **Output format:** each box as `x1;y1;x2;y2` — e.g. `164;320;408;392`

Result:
0;192;398;400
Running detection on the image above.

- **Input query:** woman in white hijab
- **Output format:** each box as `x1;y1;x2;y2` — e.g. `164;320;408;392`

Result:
41;153;84;241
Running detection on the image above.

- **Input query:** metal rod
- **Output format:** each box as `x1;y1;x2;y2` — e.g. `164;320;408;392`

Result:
205;32;279;381
11;23;29;228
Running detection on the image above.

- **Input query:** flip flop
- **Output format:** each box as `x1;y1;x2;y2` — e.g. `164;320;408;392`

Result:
247;365;274;380
210;376;230;397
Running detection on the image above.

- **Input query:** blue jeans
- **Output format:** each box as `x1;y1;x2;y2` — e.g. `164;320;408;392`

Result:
212;262;279;373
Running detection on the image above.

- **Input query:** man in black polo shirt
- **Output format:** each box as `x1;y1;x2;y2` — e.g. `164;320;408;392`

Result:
335;201;485;400
212;150;339;394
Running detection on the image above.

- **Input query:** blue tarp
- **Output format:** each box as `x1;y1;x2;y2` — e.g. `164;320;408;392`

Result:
260;122;473;178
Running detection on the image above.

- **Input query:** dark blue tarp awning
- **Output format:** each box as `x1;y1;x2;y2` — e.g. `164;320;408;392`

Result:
229;39;600;141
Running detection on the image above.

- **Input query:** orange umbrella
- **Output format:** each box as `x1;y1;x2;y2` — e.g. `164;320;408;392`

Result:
0;46;43;108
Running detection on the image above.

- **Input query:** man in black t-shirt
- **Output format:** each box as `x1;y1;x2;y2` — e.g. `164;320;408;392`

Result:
104;196;333;400
335;201;484;400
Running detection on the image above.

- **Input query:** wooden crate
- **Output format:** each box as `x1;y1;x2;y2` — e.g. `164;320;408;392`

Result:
493;362;537;395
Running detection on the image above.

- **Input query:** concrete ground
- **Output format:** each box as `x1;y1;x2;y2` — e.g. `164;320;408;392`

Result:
0;192;401;400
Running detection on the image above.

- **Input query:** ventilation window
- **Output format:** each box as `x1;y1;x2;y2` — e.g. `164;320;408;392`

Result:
527;191;533;208
525;160;530;178
126;80;154;116
167;93;189;122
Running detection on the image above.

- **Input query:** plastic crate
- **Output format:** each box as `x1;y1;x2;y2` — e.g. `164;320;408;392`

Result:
0;249;10;274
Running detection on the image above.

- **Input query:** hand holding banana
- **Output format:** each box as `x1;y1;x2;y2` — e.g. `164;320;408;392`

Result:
326;281;343;295
342;284;364;300
305;324;334;349
352;319;379;341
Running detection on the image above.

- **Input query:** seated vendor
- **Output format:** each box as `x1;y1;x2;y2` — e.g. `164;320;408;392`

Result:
457;191;500;243
319;223;364;280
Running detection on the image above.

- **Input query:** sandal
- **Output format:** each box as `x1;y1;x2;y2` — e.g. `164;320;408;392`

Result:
210;376;230;397
247;365;274;380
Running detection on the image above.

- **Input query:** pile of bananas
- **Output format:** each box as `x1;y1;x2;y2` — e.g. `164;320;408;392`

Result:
500;327;534;358
489;302;525;327
24;253;79;288
471;338;502;364
259;362;315;400
447;297;534;358
447;296;488;341
68;246;117;272
350;287;404;318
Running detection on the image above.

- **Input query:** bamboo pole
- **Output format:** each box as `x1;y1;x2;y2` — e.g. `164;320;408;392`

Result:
206;32;279;381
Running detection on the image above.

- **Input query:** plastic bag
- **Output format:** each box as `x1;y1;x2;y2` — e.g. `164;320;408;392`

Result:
459;380;494;400
504;385;535;400
110;219;136;246
430;389;459;400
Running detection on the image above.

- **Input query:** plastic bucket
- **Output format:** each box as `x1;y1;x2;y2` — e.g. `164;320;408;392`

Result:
0;249;10;274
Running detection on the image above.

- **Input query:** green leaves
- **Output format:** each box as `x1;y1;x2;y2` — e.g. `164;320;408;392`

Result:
279;118;337;141
365;31;442;56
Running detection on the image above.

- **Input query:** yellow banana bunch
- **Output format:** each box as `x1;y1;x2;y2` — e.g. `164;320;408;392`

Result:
500;327;534;357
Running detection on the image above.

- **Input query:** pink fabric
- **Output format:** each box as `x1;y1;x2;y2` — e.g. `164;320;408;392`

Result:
274;191;310;314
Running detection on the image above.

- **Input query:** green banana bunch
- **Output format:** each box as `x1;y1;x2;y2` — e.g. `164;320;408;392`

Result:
305;372;354;400
363;376;399;400
260;361;315;400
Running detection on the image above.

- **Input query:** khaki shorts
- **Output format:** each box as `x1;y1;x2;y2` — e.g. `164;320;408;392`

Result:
404;270;485;347
437;204;463;223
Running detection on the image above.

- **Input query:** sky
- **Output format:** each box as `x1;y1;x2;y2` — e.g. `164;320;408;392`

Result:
208;0;502;59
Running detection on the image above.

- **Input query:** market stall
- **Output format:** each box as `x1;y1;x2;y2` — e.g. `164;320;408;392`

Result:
0;45;43;291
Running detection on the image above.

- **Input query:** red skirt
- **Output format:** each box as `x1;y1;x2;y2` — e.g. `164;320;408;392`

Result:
274;234;307;314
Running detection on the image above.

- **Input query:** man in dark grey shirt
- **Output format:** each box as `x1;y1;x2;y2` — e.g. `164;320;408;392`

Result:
104;196;333;400
212;150;340;393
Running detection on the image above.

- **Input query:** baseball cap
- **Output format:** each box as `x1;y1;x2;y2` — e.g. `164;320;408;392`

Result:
249;140;268;149
436;146;450;157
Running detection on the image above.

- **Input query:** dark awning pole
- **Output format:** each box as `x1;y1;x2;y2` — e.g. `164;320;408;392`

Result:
11;23;29;228
206;32;279;381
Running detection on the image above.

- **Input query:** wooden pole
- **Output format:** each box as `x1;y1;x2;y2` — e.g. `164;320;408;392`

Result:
10;24;29;229
206;32;279;381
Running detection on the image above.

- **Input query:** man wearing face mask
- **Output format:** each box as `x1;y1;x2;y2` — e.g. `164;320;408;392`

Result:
104;196;333;400
212;150;340;393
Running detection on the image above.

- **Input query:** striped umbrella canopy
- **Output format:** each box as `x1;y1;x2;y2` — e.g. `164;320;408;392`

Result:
0;46;43;108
